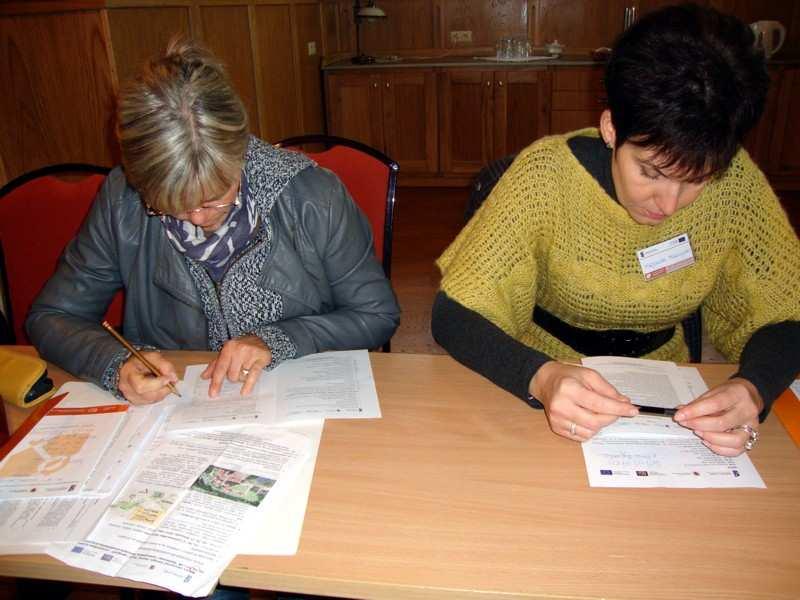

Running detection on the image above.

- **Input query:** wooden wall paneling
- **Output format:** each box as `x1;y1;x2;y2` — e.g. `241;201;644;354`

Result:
197;5;260;138
321;0;340;54
537;0;627;51
440;0;527;49
293;1;325;135
339;0;355;54
253;3;301;142
107;7;191;87
0;10;117;182
432;0;444;48
360;0;435;52
742;65;781;173
382;70;437;173
635;0;707;18
768;67;800;182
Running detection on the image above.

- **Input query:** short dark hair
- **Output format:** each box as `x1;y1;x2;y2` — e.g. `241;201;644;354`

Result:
604;3;768;181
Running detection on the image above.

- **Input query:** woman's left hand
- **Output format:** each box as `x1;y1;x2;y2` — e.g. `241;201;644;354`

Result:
673;377;763;456
201;335;272;397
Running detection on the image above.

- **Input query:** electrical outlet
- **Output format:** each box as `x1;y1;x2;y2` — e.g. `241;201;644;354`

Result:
449;30;472;44
307;41;317;56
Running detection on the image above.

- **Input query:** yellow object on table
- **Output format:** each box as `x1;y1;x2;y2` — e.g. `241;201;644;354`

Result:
0;347;54;408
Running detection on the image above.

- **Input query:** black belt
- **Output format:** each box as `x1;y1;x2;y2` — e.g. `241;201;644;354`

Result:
533;306;675;357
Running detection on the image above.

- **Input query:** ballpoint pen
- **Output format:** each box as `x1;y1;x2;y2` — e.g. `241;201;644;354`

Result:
633;404;677;417
101;320;181;397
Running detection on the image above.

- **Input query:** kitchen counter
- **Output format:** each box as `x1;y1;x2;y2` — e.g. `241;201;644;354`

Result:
323;54;599;70
323;53;800;70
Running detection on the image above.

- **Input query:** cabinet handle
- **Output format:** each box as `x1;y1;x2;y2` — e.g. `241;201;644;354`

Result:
498;81;503;87
385;82;390;88
372;82;378;88
486;81;491;87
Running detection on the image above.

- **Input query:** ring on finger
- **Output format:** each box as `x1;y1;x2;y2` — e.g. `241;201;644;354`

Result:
240;367;251;378
569;422;577;437
731;424;759;451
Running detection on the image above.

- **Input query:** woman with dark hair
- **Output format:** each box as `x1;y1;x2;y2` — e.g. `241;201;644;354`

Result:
27;39;399;404
432;3;800;456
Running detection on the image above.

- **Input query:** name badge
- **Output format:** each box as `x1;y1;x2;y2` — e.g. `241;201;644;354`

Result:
636;233;695;281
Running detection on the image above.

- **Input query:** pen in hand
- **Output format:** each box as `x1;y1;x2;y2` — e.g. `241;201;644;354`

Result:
633;404;677;417
101;320;181;397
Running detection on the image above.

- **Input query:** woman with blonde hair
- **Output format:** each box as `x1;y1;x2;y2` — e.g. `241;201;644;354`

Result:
28;38;399;404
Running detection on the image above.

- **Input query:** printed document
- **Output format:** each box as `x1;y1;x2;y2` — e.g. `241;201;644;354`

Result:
0;386;132;499
48;426;310;597
0;384;166;553
580;357;765;488
168;350;380;430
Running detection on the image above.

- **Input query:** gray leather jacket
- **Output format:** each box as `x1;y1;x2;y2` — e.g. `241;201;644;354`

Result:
27;144;400;389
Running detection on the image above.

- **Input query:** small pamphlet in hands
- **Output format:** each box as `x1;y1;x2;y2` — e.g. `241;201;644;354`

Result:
579;357;765;488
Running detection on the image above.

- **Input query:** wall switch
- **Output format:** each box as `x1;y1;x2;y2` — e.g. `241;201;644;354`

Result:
449;30;472;44
307;41;317;56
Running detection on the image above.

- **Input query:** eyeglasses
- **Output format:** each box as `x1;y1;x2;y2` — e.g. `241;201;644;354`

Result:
144;184;242;218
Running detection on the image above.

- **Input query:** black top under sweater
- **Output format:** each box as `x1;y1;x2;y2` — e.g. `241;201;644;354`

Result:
431;136;800;420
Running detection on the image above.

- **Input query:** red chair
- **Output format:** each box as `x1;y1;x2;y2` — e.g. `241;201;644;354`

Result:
0;164;124;344
276;135;399;352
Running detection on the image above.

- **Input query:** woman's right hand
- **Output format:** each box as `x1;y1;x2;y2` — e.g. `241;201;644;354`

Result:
529;361;638;441
118;351;178;405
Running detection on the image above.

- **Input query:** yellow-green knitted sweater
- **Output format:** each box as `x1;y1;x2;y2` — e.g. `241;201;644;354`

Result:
437;129;800;363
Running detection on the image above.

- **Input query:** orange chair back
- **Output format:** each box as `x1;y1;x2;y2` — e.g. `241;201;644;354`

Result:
277;136;398;279
0;165;124;344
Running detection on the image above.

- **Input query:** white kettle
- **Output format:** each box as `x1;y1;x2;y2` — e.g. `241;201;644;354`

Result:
750;20;786;58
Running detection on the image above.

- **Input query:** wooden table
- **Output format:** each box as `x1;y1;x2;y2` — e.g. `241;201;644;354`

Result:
2;348;799;599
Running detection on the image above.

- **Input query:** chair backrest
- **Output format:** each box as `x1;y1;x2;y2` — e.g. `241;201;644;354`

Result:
0;164;123;344
276;135;399;279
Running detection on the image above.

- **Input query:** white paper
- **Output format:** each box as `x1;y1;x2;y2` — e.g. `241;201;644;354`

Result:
48;426;310;597
0;388;130;499
167;365;273;431
272;350;381;422
790;380;800;400
0;496;112;554
581;356;694;408
581;357;765;488
581;435;765;488
236;420;324;555
166;350;380;431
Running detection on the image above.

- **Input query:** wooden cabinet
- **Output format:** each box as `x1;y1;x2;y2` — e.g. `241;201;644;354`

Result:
493;70;552;159
743;66;800;191
439;68;550;175
550;66;605;134
438;70;493;175
765;66;800;190
326;70;438;175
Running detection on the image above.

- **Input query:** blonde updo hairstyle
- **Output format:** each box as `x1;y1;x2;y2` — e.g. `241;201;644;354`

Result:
117;37;249;215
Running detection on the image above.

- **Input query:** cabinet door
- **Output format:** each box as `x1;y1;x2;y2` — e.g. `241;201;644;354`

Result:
550;67;605;134
439;69;493;175
382;71;438;174
743;65;781;173
767;67;800;187
538;0;628;50
493;69;551;159
325;72;384;150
